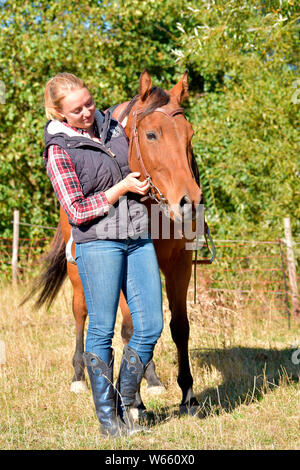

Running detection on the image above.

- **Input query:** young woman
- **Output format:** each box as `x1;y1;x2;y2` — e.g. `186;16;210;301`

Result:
43;73;163;437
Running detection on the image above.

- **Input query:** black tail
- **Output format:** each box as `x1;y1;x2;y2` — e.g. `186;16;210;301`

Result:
20;223;68;310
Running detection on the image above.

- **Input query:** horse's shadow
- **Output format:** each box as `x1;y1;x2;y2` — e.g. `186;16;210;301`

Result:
146;346;300;423
191;346;300;416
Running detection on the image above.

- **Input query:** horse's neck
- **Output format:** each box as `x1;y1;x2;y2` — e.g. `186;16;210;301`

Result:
112;101;130;126
120;116;128;127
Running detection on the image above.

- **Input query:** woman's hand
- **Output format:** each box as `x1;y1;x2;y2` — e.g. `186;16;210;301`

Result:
104;172;150;206
123;172;150;195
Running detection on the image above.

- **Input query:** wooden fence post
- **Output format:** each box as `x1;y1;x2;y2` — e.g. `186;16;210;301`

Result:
278;238;291;328
284;217;300;317
12;209;19;286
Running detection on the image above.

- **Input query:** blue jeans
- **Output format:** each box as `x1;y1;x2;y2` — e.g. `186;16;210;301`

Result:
75;236;163;366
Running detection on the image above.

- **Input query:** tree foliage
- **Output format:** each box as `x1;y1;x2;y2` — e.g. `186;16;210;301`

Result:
0;0;299;241
175;0;300;238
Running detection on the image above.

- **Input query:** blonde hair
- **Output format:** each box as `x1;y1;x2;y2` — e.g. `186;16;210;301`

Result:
44;73;87;120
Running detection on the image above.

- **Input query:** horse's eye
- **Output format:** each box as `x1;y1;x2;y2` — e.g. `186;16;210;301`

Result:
146;131;158;141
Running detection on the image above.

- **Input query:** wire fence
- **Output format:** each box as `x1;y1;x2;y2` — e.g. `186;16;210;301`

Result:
193;237;300;327
1;215;299;326
0;235;53;276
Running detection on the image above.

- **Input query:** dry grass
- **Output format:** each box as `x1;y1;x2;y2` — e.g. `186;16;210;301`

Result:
0;276;299;450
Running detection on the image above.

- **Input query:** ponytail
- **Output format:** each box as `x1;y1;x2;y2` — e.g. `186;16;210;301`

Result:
44;73;87;120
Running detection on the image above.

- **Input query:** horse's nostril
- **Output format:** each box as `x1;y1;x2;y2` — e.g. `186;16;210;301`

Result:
179;195;191;207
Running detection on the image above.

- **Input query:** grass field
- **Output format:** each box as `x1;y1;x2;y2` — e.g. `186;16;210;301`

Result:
0;276;299;450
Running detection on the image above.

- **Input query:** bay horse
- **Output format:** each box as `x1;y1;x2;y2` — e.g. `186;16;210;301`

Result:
30;70;202;414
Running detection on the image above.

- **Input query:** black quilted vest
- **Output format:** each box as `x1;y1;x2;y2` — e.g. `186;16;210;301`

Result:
44;109;149;243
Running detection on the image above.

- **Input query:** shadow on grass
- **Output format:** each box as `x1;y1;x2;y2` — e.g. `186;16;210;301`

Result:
191;346;300;417
144;347;300;424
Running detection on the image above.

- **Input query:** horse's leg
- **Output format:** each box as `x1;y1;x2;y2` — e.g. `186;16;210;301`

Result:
68;263;89;393
164;249;199;414
119;290;134;345
59;209;87;392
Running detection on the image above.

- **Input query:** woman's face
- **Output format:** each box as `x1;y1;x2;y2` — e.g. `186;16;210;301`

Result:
59;87;95;130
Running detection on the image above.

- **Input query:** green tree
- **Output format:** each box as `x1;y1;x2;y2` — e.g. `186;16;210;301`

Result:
0;0;188;239
0;0;299;245
173;0;300;238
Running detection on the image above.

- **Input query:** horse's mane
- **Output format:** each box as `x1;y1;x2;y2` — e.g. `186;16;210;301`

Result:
119;87;170;123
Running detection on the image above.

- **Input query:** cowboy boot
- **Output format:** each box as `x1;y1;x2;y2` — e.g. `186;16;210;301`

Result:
116;346;150;434
83;350;127;438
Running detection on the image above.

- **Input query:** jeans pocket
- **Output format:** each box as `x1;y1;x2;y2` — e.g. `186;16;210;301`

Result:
74;243;81;262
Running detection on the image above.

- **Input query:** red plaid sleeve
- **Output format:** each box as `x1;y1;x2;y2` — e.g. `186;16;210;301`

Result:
46;144;110;226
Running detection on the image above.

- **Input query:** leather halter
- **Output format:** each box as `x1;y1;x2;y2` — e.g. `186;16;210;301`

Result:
128;105;185;212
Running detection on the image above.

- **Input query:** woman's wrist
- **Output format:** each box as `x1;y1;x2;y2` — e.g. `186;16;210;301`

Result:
104;180;128;205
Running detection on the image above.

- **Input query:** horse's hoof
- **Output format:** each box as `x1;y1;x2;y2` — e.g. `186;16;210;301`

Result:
179;404;200;417
70;380;88;393
130;407;139;422
130;407;148;423
146;385;166;396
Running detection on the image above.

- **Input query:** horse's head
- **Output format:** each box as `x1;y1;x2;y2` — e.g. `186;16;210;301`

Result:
124;70;202;222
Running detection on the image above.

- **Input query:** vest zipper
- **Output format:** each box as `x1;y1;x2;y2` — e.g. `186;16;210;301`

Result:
107;148;116;158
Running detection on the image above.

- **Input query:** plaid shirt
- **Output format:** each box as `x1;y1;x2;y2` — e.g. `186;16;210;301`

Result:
45;122;111;226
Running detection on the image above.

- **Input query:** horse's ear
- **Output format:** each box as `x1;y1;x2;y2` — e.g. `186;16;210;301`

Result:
139;69;153;102
170;70;189;103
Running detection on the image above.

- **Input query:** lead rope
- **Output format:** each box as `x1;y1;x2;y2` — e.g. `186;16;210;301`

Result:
193;221;216;304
